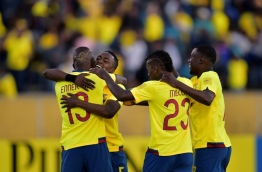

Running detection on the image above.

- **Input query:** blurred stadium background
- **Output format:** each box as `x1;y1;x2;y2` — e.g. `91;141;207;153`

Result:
0;0;262;171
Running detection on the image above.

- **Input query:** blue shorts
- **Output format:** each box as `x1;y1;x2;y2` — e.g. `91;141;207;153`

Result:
194;146;232;172
61;142;113;172
110;150;128;172
143;151;193;172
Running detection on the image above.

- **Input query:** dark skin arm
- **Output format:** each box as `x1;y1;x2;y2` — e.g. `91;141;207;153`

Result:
161;75;215;106
95;65;127;85
43;68;127;90
90;68;135;101
43;69;68;82
43;69;95;90
123;100;148;106
61;93;120;119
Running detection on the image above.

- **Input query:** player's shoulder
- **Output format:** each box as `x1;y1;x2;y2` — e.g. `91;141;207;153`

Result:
202;71;218;78
142;80;159;87
177;76;193;87
201;71;220;82
131;81;156;91
177;76;191;83
72;71;103;80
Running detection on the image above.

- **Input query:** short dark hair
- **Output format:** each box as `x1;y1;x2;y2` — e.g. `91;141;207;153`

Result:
195;45;216;64
73;47;92;63
145;50;173;72
105;50;118;69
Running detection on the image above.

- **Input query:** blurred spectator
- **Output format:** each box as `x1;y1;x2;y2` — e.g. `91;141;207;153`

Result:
190;7;215;47
227;53;248;91
163;34;182;71
211;0;225;11
0;64;17;98
168;7;193;44
211;10;230;40
98;1;123;46
213;40;231;88
143;2;164;42
229;27;252;58
0;0;261;93
239;11;258;40
3;19;33;93
245;31;262;89
0;13;6;38
120;30;148;88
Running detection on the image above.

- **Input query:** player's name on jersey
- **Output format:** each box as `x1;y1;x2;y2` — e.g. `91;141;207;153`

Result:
61;83;80;93
170;90;185;97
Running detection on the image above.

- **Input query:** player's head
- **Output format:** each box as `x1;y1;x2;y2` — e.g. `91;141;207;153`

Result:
73;47;95;71
189;45;216;76
95;50;118;73
145;50;173;80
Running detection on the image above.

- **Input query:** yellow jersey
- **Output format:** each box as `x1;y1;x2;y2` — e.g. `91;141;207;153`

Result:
103;84;125;152
130;77;193;156
55;71;115;150
0;73;17;98
190;71;231;149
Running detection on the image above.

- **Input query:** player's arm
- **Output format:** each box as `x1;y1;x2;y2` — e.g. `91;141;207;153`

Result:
123;101;148;106
43;68;95;90
161;75;214;106
61;93;120;119
43;68;68;82
90;68;135;101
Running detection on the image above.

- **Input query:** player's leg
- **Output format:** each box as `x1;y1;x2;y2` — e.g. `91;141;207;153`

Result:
84;142;113;172
221;147;232;171
194;147;231;172
143;151;182;172
61;147;85;172
171;153;193;172
110;151;128;172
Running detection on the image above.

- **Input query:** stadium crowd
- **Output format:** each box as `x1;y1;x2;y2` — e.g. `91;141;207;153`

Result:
0;0;262;98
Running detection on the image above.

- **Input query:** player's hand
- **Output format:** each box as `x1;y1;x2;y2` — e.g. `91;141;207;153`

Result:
160;74;178;87
60;93;80;112
75;73;95;91
89;67;109;80
172;66;180;78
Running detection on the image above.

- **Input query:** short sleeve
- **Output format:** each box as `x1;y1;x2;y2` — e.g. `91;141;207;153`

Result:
199;72;218;94
130;82;153;103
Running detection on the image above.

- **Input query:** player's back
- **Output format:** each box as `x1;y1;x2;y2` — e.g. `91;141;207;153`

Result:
55;72;107;150
131;77;193;156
